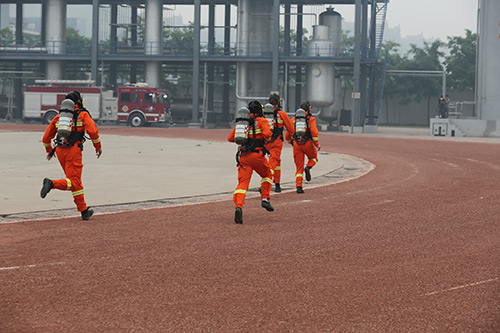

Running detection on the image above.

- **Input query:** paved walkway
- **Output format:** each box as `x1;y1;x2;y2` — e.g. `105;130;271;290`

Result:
0;128;372;222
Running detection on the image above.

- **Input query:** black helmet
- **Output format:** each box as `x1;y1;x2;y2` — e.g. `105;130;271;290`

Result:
248;100;263;116
299;100;311;113
268;93;281;108
66;91;83;108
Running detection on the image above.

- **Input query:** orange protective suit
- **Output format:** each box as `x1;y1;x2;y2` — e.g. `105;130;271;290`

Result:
264;107;294;185
228;116;273;209
42;109;101;212
285;113;320;188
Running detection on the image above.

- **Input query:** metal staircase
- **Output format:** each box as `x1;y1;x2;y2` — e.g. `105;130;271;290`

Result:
370;0;389;58
367;0;389;124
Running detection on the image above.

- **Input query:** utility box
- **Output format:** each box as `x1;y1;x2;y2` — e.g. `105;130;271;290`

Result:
432;122;448;136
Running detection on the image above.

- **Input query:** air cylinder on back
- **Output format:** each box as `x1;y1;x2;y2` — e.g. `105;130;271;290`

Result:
58;99;75;138
263;103;274;130
234;107;251;145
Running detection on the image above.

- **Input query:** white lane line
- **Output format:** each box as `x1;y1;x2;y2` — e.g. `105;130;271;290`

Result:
430;158;459;168
369;199;395;206
465;158;500;170
423;277;499;296
0;261;66;271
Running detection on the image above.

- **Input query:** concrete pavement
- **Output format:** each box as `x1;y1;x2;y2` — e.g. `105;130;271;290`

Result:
0;128;373;222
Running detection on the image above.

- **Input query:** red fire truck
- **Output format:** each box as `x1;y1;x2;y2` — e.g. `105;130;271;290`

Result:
23;80;170;127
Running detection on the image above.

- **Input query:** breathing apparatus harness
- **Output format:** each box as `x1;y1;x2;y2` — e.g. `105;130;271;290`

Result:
49;106;90;158
292;112;312;146
235;115;270;169
269;108;285;143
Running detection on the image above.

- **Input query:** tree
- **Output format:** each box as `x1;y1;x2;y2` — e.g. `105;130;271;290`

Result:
162;23;195;97
379;40;405;123
396;40;446;119
444;29;476;92
64;27;91;80
0;27;14;44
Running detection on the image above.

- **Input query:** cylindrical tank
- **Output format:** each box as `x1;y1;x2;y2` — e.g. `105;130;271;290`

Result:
476;0;500;120
319;7;342;56
236;0;273;109
319;76;342;122
306;25;335;107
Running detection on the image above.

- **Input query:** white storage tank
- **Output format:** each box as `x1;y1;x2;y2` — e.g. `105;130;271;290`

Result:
319;7;342;56
305;25;336;107
476;0;500;120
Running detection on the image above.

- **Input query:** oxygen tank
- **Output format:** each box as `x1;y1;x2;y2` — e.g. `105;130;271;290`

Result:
295;109;307;138
234;107;251;145
57;99;76;138
263;103;274;130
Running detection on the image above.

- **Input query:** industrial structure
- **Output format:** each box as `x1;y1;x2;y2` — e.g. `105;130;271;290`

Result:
3;0;387;132
430;0;500;137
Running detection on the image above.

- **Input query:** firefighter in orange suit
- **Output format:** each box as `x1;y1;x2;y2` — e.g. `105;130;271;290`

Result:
264;92;294;193
285;101;321;193
40;91;102;220
228;100;274;224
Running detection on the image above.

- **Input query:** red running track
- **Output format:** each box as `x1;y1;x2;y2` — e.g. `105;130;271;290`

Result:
1;126;500;332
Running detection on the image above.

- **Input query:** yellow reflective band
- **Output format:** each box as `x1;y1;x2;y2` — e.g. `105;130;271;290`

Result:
296;174;303;178
76;122;83;126
277;119;283;124
92;137;101;143
72;189;84;196
254;129;262;134
43;142;51;147
275;166;281;170
270;169;275;175
312;137;319;141
66;178;72;190
262;177;272;184
234;189;247;195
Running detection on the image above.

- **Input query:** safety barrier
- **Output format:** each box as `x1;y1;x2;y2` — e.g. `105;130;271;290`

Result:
0;39;377;60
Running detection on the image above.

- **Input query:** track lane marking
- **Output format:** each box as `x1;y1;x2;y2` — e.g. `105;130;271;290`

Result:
0;261;66;271
423;277;499;296
464;158;500;170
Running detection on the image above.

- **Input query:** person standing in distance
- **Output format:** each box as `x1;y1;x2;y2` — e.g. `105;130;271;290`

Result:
264;92;294;193
40;91;102;220
285;100;321;193
228;100;274;224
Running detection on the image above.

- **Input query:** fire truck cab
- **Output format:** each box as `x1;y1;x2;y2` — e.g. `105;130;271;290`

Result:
23;80;169;127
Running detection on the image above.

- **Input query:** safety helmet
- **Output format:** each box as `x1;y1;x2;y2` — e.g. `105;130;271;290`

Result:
268;92;281;107
248;100;263;116
66;91;83;108
299;100;311;113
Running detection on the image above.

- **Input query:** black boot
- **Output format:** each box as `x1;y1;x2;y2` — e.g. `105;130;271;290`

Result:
235;207;243;224
40;178;53;198
81;208;94;221
296;186;304;194
304;166;311;182
274;183;281;193
261;200;274;211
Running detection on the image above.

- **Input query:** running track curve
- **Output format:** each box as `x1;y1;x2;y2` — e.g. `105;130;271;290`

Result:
1;126;499;332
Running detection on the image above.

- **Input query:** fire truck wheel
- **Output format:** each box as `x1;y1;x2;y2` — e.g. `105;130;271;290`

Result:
43;110;58;124
129;113;145;127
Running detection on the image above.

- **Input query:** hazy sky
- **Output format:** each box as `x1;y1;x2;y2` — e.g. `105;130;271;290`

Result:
171;0;478;41
385;0;478;40
36;1;478;42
